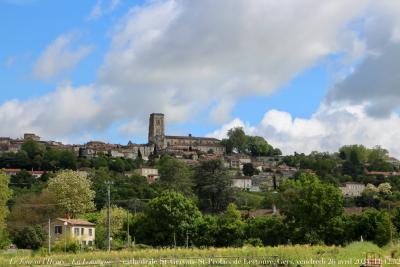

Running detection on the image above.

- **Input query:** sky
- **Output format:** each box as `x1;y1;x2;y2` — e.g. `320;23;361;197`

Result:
1;0;400;156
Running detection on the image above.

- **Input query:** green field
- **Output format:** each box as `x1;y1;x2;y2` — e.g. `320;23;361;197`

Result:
1;242;399;267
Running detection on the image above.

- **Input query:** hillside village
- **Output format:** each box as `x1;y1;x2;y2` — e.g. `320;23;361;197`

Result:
0;113;400;250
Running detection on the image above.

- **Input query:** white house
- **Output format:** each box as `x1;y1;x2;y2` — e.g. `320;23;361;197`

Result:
48;218;96;246
232;176;252;190
340;182;366;197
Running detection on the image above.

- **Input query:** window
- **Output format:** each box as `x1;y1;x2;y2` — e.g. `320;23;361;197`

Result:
88;228;93;236
74;228;80;236
88;241;93;246
55;225;62;235
81;228;84;235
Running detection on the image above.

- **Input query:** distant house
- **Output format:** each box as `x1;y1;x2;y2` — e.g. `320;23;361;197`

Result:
2;168;45;178
232;176;252;190
137;167;159;183
340;182;365;197
47;218;95;246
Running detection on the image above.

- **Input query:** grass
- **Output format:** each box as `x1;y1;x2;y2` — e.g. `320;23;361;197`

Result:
0;242;399;266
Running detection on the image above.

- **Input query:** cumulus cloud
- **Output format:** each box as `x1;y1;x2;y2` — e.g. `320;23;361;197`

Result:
87;0;121;20
327;1;400;118
32;33;93;80
0;84;101;140
3;0;400;151
99;0;368;126
208;103;400;157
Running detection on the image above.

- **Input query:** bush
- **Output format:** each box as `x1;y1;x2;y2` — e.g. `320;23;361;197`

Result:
244;238;263;247
53;236;80;253
13;226;46;250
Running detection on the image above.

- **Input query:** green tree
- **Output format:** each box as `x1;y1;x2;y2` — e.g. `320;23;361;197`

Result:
216;203;245;247
194;159;233;212
137;191;202;246
58;150;77;170
242;163;258;177
247;136;273;156
96;206;131;249
192;215;219;247
47;170;95;218
246;215;287;246
7;191;63;235
280;173;343;243
355;209;397;246
157;155;194;196
0;172;11;247
13;225;46;250
226;127;247;153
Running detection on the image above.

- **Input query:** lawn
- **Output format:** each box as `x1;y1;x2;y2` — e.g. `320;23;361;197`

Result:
1;242;399;266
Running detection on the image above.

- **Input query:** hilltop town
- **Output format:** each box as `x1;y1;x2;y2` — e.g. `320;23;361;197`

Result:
1;112;400;252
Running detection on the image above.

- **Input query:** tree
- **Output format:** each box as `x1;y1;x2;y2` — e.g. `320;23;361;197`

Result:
96;206;130;249
13;225;46;250
226;127;247;153
242;163;258;177
280;173;343;243
7;191;63;235
216;203;245;247
58;150;77;170
247;136;273;157
246;215;287;246
46;170;95;218
157;155;194;196
137;191;202;246
0;172;11;247
355;209;397;246
192;215;219;247
194;159;233;212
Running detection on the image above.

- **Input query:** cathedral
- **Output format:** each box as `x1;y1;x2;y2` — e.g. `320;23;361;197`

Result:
148;113;225;155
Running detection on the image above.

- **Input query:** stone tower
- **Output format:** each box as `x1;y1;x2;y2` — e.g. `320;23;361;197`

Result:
148;113;165;149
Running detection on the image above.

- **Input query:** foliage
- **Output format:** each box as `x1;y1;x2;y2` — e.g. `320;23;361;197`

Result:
194;159;233;212
89;168;160;210
0;172;11;231
221;127;280;156
242;163;258;177
280;173;343;243
137;191;202;246
46;170;95;218
7;191;63;234
96;206;131;249
13;225;46;250
215;203;245;247
246;216;287;246
157;155;194;196
354;208;397;246
192;215;219;247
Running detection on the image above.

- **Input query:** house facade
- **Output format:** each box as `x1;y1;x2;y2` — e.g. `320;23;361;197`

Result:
48;218;95;246
340;182;366;197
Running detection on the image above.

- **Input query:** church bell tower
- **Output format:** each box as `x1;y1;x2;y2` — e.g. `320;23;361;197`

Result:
148;113;165;149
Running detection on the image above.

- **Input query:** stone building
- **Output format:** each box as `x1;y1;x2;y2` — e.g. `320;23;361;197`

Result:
148;113;225;154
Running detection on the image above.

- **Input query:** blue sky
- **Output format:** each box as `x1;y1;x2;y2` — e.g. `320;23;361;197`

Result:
1;0;400;156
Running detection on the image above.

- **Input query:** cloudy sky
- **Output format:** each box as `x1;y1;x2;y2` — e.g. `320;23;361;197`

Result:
1;0;400;156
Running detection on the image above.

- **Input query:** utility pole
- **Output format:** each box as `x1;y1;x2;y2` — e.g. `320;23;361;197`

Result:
48;218;51;254
106;181;113;252
127;209;130;248
186;230;189;248
389;203;393;244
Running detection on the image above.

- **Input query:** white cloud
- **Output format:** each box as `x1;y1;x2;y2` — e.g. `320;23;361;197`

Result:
4;0;400;151
87;0;121;20
0;84;101;140
99;0;369;124
32;33;93;80
208;103;400;158
3;56;16;69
